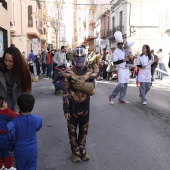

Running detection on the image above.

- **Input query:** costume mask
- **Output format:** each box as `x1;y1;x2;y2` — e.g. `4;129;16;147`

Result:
74;46;86;67
74;56;86;67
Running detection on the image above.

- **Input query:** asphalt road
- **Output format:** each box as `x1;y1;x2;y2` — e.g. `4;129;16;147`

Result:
32;76;170;170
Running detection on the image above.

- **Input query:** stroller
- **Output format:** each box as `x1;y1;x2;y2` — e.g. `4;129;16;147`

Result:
53;65;66;94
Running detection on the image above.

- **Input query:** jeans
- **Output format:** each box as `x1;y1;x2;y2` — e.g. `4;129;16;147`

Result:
47;64;53;78
158;63;164;79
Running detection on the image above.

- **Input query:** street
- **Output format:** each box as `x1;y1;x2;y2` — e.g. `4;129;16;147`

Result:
32;76;170;170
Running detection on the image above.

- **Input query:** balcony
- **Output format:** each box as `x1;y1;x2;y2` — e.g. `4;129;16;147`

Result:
40;34;46;42
27;19;40;39
84;31;95;42
38;27;44;34
100;29;109;38
27;27;40;39
108;25;124;40
89;17;95;25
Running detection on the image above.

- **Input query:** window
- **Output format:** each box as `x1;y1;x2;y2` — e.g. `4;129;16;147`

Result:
2;0;7;10
112;17;115;29
28;5;33;26
119;11;123;28
0;27;8;56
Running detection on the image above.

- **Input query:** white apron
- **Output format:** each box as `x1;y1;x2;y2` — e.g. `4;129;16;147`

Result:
118;68;130;83
136;55;153;83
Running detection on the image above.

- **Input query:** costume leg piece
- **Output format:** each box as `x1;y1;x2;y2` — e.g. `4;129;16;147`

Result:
67;117;81;157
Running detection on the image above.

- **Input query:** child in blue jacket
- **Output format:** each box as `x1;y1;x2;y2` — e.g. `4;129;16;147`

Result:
7;93;42;170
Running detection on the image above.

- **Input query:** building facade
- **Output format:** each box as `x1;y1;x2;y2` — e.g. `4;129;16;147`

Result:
0;0;46;58
0;0;11;57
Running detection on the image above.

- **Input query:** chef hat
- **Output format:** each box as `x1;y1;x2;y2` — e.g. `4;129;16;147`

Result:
114;31;123;43
124;40;135;48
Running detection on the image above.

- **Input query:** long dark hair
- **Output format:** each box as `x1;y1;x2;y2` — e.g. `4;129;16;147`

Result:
140;44;152;60
2;47;32;92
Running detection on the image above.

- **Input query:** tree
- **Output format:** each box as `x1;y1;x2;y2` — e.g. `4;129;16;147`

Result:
33;0;65;49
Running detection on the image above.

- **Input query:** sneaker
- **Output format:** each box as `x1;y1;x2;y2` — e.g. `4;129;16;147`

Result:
109;95;114;104
0;166;4;170
142;101;147;105
4;167;16;170
119;100;129;104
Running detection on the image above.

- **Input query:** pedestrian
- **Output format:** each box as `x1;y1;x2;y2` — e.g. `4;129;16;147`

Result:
102;60;108;79
40;48;47;74
28;50;35;74
46;49;54;79
53;46;67;66
168;53;170;68
136;45;154;105
34;55;41;75
53;46;67;79
157;49;164;80
106;60;113;81
98;60;103;80
150;49;159;82
0;96;18;170
133;67;139;87
0;47;32;111
6;93;42;170
66;48;73;66
62;45;99;163
109;31;130;104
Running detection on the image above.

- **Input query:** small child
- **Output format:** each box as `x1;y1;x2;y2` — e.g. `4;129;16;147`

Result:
98;61;103;80
0;96;18;170
133;67;139;87
6;93;42;170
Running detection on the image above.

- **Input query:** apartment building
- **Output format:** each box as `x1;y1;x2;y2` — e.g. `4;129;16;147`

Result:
94;0;110;54
0;0;46;58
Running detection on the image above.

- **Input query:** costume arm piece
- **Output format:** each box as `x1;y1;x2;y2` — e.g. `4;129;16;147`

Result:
71;79;95;96
63;78;70;114
6;122;16;152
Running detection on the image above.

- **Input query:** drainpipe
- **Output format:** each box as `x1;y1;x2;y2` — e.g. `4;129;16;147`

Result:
20;0;23;35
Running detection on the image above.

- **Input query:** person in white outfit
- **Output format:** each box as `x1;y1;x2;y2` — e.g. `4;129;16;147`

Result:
136;45;154;105
109;31;130;104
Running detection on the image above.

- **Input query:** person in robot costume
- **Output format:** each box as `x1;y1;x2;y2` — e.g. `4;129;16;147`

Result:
109;31;134;104
62;45;99;163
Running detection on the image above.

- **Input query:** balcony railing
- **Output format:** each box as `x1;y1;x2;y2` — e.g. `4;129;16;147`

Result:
108;25;124;39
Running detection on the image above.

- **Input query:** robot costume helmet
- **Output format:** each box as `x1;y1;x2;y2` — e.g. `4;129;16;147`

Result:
74;46;87;67
74;46;86;57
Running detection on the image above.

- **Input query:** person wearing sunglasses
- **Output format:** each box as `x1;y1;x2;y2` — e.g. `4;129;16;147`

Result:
109;31;130;104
